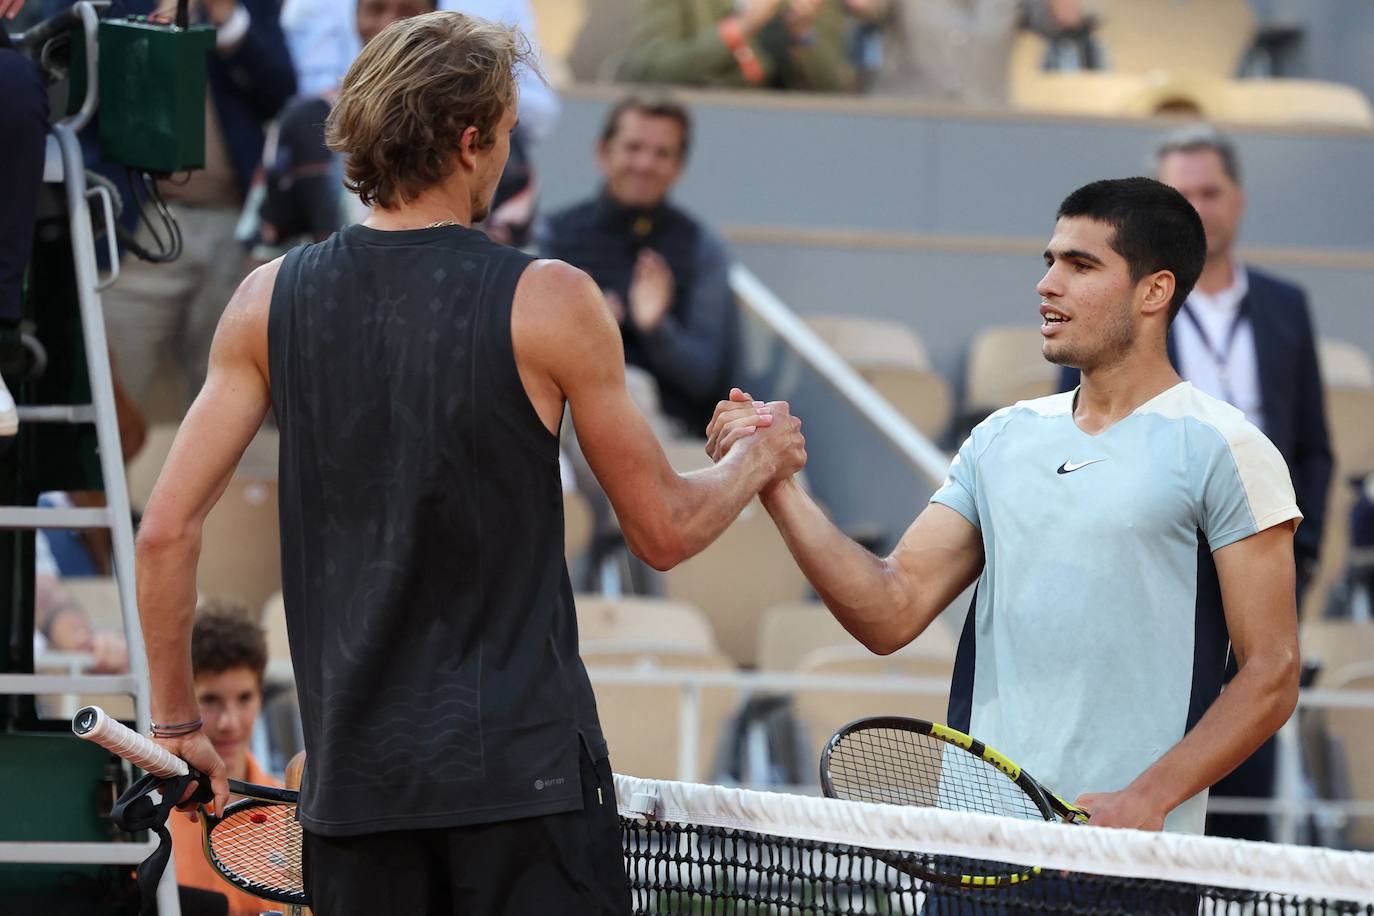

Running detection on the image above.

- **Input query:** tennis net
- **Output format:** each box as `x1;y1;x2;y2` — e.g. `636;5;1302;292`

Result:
615;774;1374;914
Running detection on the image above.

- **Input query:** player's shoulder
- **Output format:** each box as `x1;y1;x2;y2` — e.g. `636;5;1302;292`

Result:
1136;382;1283;473
957;391;1074;461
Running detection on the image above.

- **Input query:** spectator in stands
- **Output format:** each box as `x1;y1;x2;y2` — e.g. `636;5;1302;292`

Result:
256;0;437;255
618;0;855;92
92;0;295;414
261;1;542;252
539;96;736;436
33;532;128;674
280;0;560;142
169;605;281;916
1057;125;1332;843
861;0;1083;105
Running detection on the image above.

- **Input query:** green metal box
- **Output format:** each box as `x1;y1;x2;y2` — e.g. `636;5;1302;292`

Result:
71;18;216;173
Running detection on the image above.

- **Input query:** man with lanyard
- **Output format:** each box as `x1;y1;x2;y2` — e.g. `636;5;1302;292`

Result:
1059;125;1332;842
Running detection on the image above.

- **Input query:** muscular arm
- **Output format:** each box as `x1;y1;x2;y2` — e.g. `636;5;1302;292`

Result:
134;260;277;814
1077;523;1300;829
513;261;802;571
761;479;984;653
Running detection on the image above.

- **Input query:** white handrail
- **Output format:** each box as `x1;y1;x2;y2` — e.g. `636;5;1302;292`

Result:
729;263;951;487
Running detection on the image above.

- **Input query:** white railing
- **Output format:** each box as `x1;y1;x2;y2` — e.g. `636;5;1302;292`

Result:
730;263;950;487
586;665;1374;847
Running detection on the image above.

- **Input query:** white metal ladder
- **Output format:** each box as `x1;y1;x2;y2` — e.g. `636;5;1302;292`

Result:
0;4;180;912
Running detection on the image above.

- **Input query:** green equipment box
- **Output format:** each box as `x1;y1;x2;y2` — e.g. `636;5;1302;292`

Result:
71;17;216;174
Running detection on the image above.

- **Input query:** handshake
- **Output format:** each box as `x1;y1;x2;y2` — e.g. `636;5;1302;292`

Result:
703;387;808;496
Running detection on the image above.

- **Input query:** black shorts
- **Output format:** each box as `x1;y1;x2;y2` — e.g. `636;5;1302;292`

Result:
302;746;631;915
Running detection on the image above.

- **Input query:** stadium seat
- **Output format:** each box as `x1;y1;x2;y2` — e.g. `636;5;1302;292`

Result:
576;594;717;654
564;489;594;564
803;315;953;441
1315;663;1374;849
1327;387;1374;479
1090;0;1255;79
259;592;293;685
1012;70;1223;120
657;439;811;666
790;643;955;772
963;325;1059;421
1220;79;1374;129
1319;340;1374;389
1300;620;1374;687
124;422;179;510
197;477;281;617
756;599;959;672
580;648;739;781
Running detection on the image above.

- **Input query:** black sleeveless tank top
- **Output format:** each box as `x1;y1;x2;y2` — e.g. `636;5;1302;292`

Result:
268;223;606;836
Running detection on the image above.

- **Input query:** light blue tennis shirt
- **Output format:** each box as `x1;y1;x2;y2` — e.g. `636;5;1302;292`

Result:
931;382;1300;833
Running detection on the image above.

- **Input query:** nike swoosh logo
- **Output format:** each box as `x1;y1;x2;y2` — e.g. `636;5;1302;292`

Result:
1057;458;1107;474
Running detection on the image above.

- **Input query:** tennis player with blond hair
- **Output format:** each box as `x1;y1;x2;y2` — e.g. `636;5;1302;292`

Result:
135;11;805;912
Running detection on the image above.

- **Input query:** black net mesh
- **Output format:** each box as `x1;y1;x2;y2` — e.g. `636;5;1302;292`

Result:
825;725;1047;820
207;800;306;905
620;817;1374;915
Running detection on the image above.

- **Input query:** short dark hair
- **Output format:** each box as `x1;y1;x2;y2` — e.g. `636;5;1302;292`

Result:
192;603;268;683
1056;177;1206;320
599;95;692;159
1154;123;1241;185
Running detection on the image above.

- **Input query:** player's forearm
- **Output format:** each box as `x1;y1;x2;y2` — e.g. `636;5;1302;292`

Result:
626;444;774;571
762;478;915;654
135;522;204;723
1127;648;1299;818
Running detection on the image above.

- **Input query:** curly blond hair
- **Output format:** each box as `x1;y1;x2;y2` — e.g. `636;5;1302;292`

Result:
325;11;535;209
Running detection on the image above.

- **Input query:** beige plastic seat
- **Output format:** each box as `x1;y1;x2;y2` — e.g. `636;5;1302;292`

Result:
656;440;811;666
756;600;958;672
1316;664;1374;848
964;325;1059;418
564;489;594;565
791;644;955;770
1327;387;1374;479
803;315;953;441
1319;340;1374;389
125;422;179;510
581;648;739;781
197;477;281;615
1013;69;1224;120
1220;80;1374;129
259;591;294;685
1090;0;1255;79
1301;620;1374;687
576;594;717;655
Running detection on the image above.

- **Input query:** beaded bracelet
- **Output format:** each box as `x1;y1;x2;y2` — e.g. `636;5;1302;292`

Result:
150;717;203;738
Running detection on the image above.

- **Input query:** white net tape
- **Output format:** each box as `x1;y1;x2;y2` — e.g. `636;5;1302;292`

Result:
615;774;1374;905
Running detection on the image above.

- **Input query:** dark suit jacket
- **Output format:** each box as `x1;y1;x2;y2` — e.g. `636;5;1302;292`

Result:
1057;267;1333;567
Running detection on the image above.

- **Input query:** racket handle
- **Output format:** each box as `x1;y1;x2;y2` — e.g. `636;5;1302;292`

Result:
72;705;190;778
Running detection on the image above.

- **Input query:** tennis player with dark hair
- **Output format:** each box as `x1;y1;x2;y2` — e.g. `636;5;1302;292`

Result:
711;177;1301;835
134;11;806;913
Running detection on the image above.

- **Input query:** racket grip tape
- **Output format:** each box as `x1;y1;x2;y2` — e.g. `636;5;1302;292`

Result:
72;705;190;778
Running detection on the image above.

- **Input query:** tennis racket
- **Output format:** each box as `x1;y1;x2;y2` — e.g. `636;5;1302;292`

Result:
821;716;1088;889
72;705;307;907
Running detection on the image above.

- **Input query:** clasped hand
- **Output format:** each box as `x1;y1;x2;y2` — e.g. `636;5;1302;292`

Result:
705;387;807;489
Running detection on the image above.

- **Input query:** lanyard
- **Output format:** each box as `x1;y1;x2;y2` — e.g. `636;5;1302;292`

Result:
1178;295;1248;405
